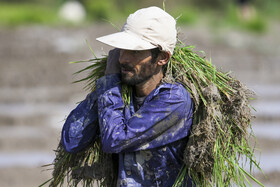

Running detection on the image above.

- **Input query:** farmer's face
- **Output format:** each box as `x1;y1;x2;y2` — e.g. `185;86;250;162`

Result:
119;49;159;86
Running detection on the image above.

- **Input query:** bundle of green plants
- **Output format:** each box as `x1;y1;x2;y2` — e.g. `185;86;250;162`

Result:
41;41;263;187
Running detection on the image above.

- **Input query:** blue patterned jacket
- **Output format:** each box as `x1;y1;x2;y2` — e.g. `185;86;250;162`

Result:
61;74;194;186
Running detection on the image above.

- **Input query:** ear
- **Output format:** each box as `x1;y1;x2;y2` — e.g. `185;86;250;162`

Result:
157;51;171;66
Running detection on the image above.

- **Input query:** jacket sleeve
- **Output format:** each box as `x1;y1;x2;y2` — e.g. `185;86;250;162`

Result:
61;74;121;153
97;83;193;153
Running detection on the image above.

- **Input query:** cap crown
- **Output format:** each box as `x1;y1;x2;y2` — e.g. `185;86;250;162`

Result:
123;7;177;54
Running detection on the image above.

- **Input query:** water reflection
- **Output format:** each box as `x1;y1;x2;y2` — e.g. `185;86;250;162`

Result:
0;152;54;168
253;123;280;140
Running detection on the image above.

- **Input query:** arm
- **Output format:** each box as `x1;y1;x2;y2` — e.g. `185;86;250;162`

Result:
61;74;121;153
97;83;193;153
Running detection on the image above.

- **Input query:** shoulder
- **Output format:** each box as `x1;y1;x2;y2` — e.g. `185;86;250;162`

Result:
152;82;192;102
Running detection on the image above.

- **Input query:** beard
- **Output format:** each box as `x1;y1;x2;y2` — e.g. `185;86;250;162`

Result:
121;63;157;86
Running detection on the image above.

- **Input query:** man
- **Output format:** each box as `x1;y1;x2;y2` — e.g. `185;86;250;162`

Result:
61;6;194;186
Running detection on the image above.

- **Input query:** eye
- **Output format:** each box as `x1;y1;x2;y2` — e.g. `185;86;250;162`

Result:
132;50;140;55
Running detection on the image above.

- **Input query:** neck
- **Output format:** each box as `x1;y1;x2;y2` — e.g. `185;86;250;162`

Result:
134;72;163;97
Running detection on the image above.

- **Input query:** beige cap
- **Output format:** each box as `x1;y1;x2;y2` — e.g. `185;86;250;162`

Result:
96;6;177;54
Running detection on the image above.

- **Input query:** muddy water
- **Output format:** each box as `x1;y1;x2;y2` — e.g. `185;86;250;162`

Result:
0;23;279;187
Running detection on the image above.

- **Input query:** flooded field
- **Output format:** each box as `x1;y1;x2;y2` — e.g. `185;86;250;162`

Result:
0;22;279;186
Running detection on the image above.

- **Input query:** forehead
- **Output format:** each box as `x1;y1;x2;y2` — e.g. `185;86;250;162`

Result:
120;49;152;55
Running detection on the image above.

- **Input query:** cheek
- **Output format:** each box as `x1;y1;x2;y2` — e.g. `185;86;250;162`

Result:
133;65;141;74
139;63;156;76
133;56;154;75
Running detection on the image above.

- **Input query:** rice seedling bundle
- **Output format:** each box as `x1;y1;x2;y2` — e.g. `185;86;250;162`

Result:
41;41;263;187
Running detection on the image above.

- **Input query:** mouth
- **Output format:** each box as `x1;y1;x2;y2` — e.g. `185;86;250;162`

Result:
121;68;132;74
121;65;134;74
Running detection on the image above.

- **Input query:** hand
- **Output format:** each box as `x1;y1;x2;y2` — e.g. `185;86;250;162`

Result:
105;48;120;75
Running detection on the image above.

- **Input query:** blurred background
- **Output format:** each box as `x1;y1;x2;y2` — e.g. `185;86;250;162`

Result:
0;0;279;186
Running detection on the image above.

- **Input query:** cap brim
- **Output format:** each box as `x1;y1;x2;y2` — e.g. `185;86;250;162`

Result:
96;31;157;50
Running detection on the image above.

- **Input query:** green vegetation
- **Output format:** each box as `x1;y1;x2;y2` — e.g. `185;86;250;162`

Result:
0;2;58;26
223;3;267;33
0;0;279;33
83;0;116;21
171;6;198;25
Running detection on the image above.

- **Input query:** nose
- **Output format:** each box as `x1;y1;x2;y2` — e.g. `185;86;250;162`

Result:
119;50;132;65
